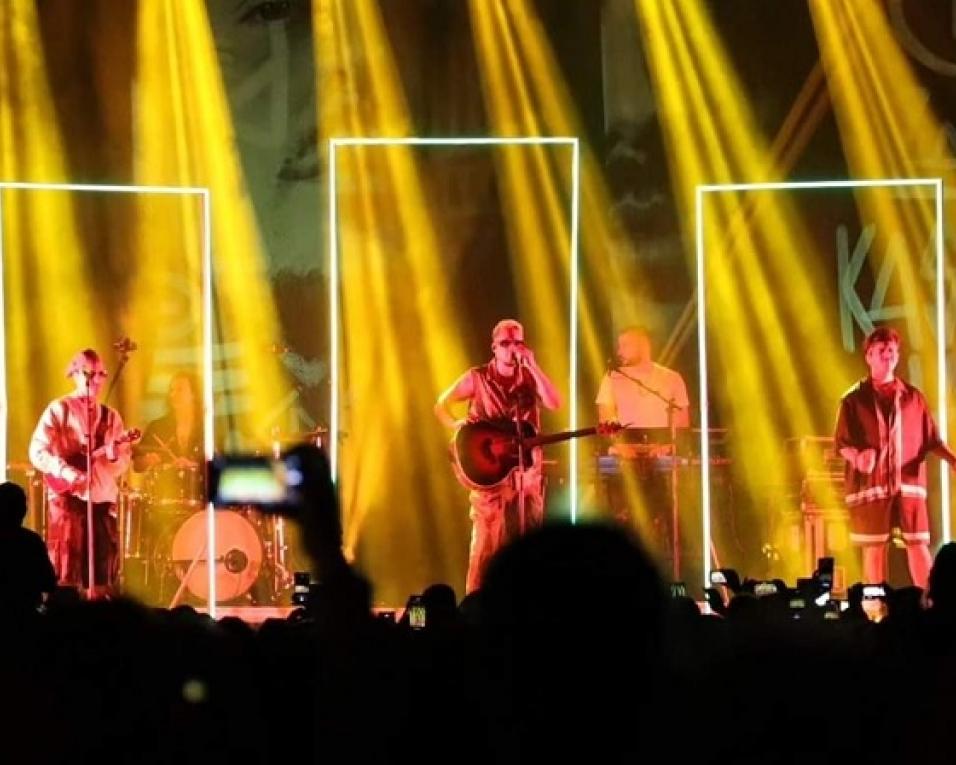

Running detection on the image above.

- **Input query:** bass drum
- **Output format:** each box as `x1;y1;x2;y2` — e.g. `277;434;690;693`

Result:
170;510;263;602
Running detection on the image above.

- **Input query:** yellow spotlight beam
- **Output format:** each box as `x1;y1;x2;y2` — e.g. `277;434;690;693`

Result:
811;0;956;540
319;0;519;596
136;0;288;443
0;2;98;479
638;0;861;581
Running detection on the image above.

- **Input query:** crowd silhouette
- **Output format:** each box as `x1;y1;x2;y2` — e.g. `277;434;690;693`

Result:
2;450;956;764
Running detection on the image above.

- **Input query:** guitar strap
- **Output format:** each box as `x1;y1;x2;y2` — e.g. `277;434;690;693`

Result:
59;400;111;454
95;404;110;449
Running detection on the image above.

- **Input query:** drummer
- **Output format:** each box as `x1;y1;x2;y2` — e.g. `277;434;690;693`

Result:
133;371;203;483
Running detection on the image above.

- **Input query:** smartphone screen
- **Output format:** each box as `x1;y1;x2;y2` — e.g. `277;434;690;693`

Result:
210;457;287;505
754;581;778;597
862;584;886;599
408;600;426;629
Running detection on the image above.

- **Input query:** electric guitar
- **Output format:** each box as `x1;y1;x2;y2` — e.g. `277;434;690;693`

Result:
450;419;621;490
43;428;142;494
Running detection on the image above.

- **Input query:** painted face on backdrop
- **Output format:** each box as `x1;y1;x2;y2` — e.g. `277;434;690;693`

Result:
204;0;319;277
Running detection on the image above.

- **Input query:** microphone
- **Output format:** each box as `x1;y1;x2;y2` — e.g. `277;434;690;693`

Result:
112;337;138;353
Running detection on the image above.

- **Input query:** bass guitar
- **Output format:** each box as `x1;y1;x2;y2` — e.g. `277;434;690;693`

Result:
43;428;142;494
451;419;621;490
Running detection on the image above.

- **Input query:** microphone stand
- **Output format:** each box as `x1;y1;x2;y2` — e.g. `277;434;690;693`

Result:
84;374;96;599
512;358;527;535
103;338;135;593
610;365;682;581
512;403;527;534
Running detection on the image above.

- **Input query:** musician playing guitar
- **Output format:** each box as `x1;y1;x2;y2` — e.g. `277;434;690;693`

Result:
29;349;137;598
435;319;562;593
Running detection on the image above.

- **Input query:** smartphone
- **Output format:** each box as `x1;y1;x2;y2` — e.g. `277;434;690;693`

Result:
406;595;426;630
703;587;726;615
208;453;306;514
291;571;311;607
817;556;834;591
711;568;740;592
862;584;886;599
754;581;778;597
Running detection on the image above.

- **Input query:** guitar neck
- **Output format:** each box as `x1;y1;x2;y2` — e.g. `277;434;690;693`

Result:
527;426;600;448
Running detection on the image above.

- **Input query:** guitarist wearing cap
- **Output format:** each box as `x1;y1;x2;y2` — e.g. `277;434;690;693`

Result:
29;348;139;597
435;319;562;593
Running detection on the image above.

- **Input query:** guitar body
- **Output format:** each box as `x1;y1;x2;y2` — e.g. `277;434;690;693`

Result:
43;428;141;495
451;419;538;490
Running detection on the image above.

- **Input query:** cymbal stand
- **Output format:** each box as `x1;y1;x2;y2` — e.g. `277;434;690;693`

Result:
84;376;96;598
268;518;293;601
266;437;294;602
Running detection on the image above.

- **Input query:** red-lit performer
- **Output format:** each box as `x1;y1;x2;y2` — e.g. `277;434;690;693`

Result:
835;327;956;589
435;320;562;593
29;349;135;597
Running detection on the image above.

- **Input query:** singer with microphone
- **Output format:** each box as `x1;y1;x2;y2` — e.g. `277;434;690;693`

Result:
28;349;135;598
595;326;689;540
597;326;689;433
435;319;562;593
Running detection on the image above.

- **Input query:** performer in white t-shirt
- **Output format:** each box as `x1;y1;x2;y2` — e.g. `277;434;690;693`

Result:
594;327;690;542
596;326;689;431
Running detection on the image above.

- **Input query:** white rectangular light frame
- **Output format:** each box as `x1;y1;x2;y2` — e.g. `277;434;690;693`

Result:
328;136;582;519
696;177;947;589
0;181;216;612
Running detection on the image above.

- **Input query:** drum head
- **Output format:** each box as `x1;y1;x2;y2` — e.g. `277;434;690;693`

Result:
170;510;263;602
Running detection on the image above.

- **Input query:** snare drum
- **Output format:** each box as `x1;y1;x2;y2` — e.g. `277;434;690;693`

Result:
145;464;204;507
170;510;263;602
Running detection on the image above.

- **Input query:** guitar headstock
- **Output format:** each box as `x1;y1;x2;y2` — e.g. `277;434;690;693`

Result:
597;421;623;436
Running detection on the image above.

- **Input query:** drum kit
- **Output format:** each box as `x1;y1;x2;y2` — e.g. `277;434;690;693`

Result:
117;427;326;607
119;461;280;606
